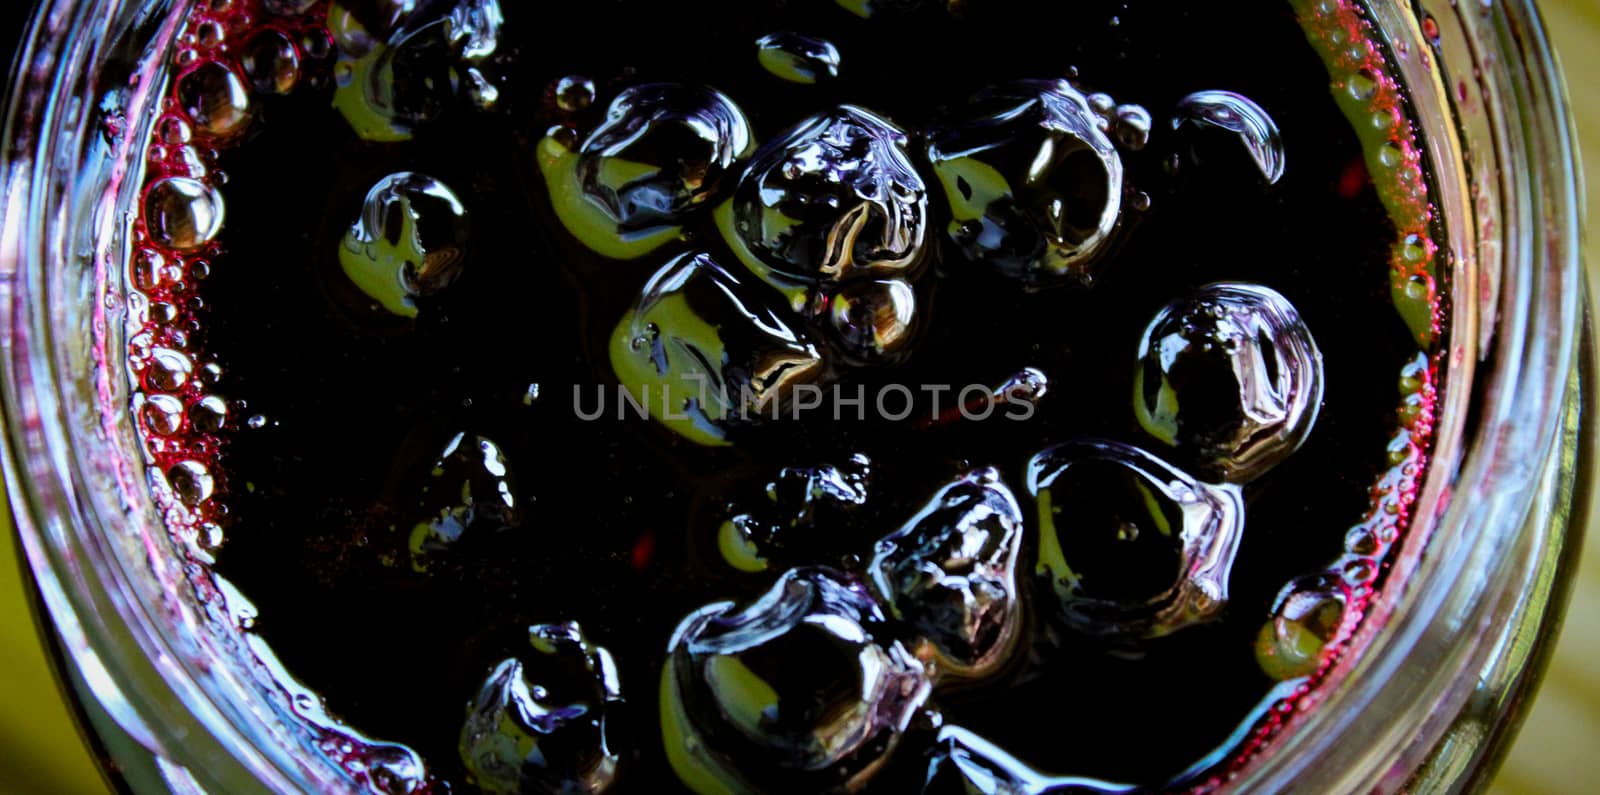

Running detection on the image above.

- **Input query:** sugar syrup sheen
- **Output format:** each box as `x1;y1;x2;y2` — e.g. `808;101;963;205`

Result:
123;0;1445;791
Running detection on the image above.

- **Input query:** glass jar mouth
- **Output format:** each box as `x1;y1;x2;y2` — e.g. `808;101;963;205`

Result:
0;1;1586;792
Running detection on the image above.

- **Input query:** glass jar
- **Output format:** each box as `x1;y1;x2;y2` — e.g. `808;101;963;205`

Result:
0;0;1587;792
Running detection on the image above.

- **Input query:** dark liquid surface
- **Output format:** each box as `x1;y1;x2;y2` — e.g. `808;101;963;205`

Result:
197;1;1422;789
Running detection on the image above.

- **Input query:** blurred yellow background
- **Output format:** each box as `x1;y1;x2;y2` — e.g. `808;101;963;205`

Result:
1;1;1598;792
1485;0;1600;791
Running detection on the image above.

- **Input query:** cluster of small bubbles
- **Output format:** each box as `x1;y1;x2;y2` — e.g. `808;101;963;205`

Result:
144;177;224;251
119;3;1450;789
1172;90;1287;185
459;622;624;794
661;567;932;792
755;32;842;85
1027;439;1245;642
126;2;353;606
1133;282;1324;484
1081;92;1153;152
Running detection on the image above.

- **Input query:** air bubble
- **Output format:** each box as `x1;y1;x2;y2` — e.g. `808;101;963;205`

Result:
340;172;469;319
662;567;931;792
825;277;919;365
197;521;224;550
460;622;623;794
870;468;1026;682
177;61;253;136
190;394;229;433
1173;90;1286;184
610;251;824;446
1399;233;1431;264
553;75;595;112
755;32;842;84
362;744;430;795
196;21;225;49
1347;68;1380;102
925;80;1124;289
1345;527;1379;556
540;84;751;260
576;84;752;230
330;0;505;140
1133;282;1324;483
156;115;192;145
132;248;167;291
725;105;928;301
168;460;215;506
1377;142;1405;170
716;456;871;569
1027;439;1245;641
145;347;194;391
405;432;518;572
1113;103;1153;151
1086;91;1117;120
1341;556;1377;586
242;31;301;94
718;518;770;573
144;177;224;252
1254;574;1351;681
142;394;185;435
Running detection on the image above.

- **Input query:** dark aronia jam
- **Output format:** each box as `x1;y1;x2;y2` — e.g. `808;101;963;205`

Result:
123;0;1444;791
